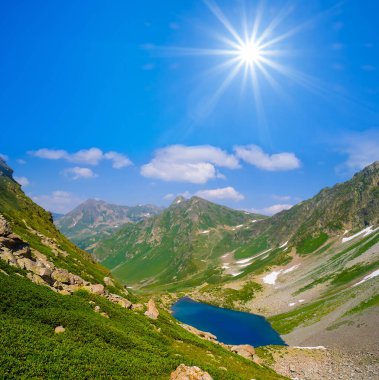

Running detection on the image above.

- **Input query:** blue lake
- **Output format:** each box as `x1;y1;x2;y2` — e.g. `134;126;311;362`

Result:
171;297;286;347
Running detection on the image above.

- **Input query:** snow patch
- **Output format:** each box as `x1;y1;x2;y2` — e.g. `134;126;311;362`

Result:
279;241;288;248
298;299;305;303
238;262;252;268
231;272;243;277
283;264;300;274
262;270;282;285
263;265;300;285
342;226;378;243
293;346;326;350
200;230;210;234
352;269;379;287
288;302;296;307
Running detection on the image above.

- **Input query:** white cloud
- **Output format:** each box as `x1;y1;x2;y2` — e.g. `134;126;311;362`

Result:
337;130;379;172
249;204;293;216
32;191;83;214
104;151;132;169
64;167;97;180
141;145;239;184
163;193;175;200
196;187;244;201
17;159;26;165
0;153;9;161
29;148;132;169
235;145;301;171
14;176;29;187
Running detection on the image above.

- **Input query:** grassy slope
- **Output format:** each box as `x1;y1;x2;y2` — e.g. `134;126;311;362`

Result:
0;262;285;380
95;197;265;289
94;162;379;292
268;230;379;335
0;175;110;285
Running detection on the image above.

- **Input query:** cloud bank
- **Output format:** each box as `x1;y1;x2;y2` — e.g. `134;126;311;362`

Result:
29;148;132;169
141;145;239;184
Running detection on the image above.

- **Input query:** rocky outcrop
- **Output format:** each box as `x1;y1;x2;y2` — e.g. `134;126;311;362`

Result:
170;364;213;380
0;213;135;312
229;344;255;360
180;323;217;341
144;299;159;319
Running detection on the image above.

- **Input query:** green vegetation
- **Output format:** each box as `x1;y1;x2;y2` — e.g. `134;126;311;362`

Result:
0;265;284;380
331;262;379;287
95;196;264;289
345;294;379;315
296;232;329;255
0;175;115;286
200;281;263;309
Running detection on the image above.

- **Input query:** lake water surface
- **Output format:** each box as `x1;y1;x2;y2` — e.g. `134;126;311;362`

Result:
171;297;286;347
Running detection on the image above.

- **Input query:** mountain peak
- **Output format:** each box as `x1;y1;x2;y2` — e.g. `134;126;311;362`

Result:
172;195;186;205
0;158;14;180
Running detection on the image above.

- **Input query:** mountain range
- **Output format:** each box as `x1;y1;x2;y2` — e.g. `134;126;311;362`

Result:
56;199;162;252
0;157;282;379
94;162;379;292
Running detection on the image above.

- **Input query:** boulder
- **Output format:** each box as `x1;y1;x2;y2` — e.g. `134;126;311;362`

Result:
107;293;132;309
170;364;213;380
104;276;115;287
51;269;71;284
144;299;159;319
54;326;65;334
0;250;17;266
0;215;11;236
85;284;105;295
131;303;144;311
180;323;217;341
230;344;255;360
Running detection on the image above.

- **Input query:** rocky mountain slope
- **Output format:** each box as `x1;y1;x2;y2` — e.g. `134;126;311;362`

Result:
94;195;266;290
96;162;379;293
56;199;162;252
0;158;284;379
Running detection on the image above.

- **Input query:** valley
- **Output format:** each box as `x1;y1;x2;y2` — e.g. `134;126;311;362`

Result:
1;157;378;379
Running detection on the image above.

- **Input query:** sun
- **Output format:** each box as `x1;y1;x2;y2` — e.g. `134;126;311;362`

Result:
237;41;263;65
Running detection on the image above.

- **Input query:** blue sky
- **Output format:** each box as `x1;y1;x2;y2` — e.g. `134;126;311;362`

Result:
0;0;378;214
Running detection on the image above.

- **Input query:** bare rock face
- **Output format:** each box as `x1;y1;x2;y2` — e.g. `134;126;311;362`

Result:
230;344;255;360
0;215;11;236
170;364;213;380
144;299;159;319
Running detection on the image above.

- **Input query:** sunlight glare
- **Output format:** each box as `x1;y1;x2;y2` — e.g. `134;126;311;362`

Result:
238;41;262;65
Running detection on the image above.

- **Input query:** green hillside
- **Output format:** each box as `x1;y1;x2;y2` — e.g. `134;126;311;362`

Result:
95;196;265;289
0;158;285;379
95;162;379;292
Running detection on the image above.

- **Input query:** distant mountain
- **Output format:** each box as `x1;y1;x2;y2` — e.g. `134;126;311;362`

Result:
0;158;277;379
95;162;379;292
94;195;266;289
51;212;64;221
56;199;162;252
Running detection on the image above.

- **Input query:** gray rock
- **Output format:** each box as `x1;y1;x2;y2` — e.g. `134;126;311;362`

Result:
170;364;213;380
144;299;159;319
